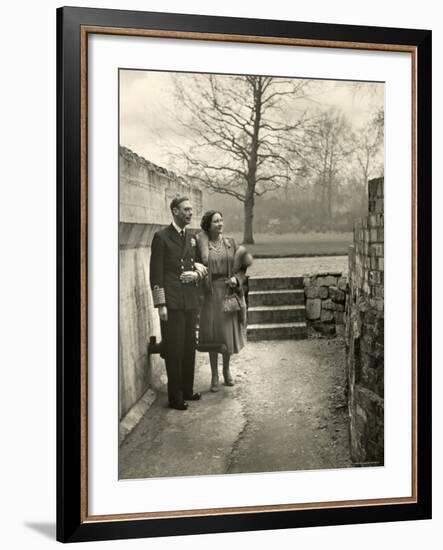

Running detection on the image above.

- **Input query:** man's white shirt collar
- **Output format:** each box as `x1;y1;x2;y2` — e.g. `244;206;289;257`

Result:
172;220;185;234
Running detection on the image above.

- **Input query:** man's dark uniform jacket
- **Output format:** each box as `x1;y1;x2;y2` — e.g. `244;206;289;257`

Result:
150;224;201;310
149;224;201;406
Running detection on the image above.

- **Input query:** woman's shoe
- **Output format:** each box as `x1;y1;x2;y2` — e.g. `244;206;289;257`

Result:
223;369;234;386
210;376;220;392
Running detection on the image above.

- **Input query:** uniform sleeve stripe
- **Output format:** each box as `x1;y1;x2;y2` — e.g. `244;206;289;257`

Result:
152;287;166;306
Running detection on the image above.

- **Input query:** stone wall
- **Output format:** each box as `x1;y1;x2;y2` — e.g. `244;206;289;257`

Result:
119;146;202;422
304;273;348;336
346;177;384;465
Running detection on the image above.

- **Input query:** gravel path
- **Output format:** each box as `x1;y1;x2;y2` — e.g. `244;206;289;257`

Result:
119;338;352;479
227;338;352;474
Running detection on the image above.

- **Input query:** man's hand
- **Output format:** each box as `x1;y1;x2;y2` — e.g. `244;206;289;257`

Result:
180;271;198;284
194;262;208;278
158;305;168;322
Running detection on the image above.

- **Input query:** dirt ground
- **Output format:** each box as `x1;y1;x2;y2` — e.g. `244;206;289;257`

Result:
119;337;352;480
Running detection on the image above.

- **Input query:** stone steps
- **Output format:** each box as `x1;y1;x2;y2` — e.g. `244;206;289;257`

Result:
247;276;307;341
248;305;306;324
248;289;305;307
248;276;304;291
247;322;307;341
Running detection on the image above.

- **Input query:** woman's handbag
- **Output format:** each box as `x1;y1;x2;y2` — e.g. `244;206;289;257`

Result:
221;290;241;313
221;238;241;312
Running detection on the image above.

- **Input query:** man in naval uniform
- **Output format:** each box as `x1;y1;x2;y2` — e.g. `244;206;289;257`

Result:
150;196;207;410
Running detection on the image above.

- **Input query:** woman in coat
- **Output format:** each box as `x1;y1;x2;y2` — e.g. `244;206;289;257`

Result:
197;210;252;392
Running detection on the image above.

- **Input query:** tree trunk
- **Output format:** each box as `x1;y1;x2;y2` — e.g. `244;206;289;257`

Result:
243;195;255;244
242;78;263;245
327;179;333;228
320;181;327;222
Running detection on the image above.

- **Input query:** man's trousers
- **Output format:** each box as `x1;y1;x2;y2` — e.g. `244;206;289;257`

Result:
160;309;198;406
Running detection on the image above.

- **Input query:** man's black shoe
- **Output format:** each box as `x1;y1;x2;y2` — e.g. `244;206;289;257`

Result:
183;392;201;401
168;401;188;410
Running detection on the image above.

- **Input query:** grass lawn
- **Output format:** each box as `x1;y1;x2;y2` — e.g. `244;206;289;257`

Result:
229;232;352;257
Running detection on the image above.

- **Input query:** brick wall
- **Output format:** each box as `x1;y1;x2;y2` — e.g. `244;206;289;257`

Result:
346;177;384;465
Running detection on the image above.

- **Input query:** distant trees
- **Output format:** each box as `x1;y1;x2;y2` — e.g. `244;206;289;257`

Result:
173;74;309;243
302;109;354;227
345;111;384;216
353;112;384;185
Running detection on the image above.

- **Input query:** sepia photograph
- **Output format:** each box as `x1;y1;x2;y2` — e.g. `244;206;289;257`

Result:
118;68;385;479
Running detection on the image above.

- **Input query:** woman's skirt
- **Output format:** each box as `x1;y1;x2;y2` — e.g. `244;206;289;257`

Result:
199;279;245;354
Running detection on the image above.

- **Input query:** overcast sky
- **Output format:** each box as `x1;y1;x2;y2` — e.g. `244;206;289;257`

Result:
120;69;384;170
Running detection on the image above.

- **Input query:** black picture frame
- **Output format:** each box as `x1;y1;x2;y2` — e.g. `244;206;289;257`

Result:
57;6;432;543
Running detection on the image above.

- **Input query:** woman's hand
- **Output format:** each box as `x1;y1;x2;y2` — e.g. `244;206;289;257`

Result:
226;276;238;288
194;262;208;279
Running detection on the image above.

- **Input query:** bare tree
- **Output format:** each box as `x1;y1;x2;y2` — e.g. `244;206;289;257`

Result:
303;109;354;227
172;74;309;243
348;112;384;213
348;84;384;186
